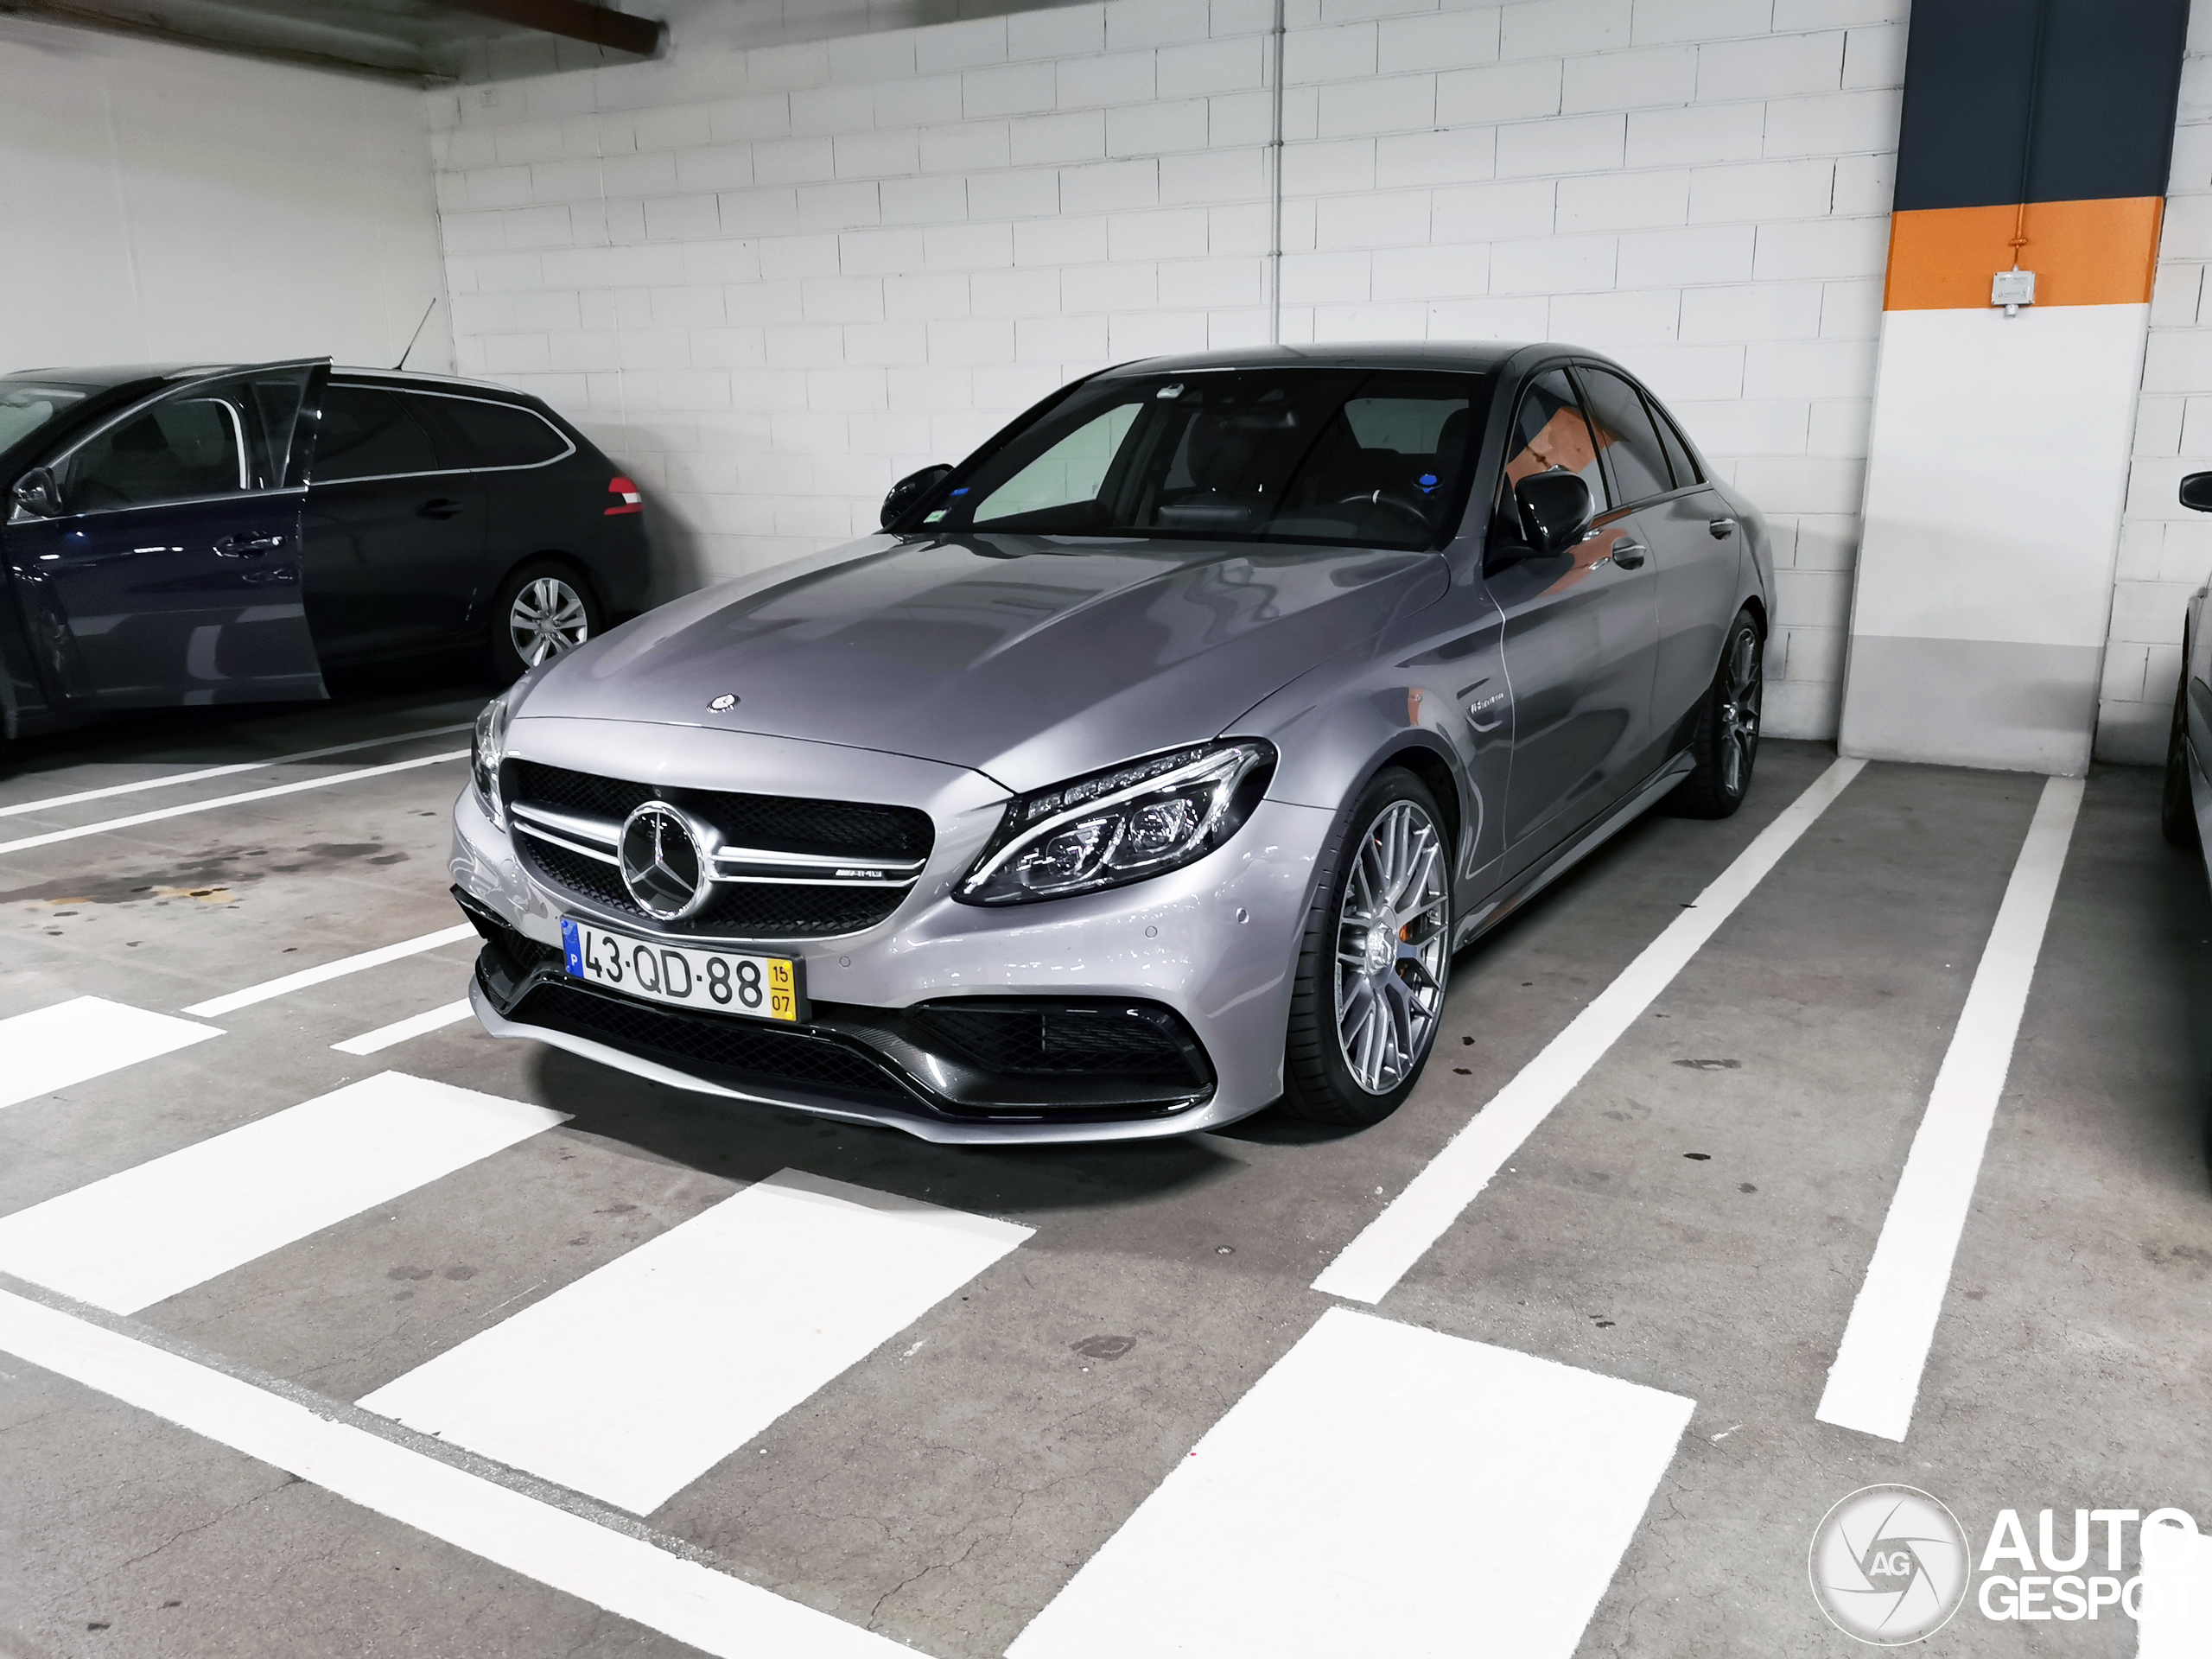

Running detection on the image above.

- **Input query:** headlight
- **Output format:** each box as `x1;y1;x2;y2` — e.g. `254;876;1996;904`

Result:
471;690;514;827
957;741;1275;906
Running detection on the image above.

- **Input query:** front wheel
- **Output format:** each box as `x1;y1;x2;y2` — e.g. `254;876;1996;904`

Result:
1667;607;1763;819
489;560;601;683
1280;770;1452;1127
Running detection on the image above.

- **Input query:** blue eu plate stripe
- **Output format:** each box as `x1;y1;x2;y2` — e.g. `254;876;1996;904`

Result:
561;918;583;977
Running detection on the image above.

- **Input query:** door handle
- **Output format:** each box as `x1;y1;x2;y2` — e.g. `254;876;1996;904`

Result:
1708;517;1738;539
1611;540;1649;569
214;532;285;557
418;497;465;520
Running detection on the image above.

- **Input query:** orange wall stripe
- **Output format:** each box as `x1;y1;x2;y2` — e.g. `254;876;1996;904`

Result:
1884;196;2164;310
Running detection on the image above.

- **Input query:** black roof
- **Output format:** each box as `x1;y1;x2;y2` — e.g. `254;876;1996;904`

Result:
1096;341;1548;378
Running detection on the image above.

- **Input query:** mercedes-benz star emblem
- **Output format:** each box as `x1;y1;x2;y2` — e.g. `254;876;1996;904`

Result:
618;801;709;920
708;693;738;711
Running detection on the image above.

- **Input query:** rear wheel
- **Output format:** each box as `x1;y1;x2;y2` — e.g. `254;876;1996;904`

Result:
1281;769;1452;1127
1667;607;1762;820
489;560;601;683
2164;664;2197;848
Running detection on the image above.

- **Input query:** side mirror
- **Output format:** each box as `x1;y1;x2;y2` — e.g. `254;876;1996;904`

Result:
2182;472;2212;513
9;466;60;520
1513;469;1594;556
881;463;954;529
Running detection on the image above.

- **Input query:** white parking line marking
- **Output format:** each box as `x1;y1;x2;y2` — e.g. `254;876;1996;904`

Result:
1815;774;2083;1443
1315;757;1866;1306
0;1073;565;1313
0;750;468;859
333;999;475;1055
0;996;223;1111
0;723;474;820
359;1169;1032;1515
0;1289;910;1659
186;925;478;1018
1007;1306;1694;1659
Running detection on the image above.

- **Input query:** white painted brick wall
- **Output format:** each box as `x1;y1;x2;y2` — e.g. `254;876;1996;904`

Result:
427;0;1915;741
2101;0;2212;764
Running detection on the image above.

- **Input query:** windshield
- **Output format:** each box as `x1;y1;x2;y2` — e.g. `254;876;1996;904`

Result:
923;367;1489;550
0;379;92;462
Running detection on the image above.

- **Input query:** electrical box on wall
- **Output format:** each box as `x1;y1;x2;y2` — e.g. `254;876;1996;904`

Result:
1991;269;2037;315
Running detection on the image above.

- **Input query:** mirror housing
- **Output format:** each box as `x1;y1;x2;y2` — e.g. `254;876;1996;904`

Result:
881;463;954;529
2181;472;2212;513
1513;469;1594;557
9;466;60;521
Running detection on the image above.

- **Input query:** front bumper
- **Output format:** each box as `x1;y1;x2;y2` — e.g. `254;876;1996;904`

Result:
448;720;1329;1145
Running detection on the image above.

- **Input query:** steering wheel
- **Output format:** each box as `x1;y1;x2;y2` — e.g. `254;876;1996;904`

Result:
1335;490;1433;535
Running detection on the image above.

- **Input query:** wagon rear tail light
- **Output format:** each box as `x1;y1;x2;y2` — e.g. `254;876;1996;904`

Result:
605;475;643;516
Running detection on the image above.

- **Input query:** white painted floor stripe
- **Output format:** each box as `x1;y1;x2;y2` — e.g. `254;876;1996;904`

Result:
0;1290;909;1658
0;1072;565;1313
1007;1306;1694;1659
360;1169;1032;1515
333;999;475;1055
0;722;473;820
0;750;467;858
1815;774;2084;1443
1316;757;1866;1306
186;925;478;1017
0;996;222;1110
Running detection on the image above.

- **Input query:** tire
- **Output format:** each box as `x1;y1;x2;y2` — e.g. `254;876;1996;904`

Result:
1280;768;1452;1127
1667;607;1763;820
2164;664;2197;848
488;560;602;683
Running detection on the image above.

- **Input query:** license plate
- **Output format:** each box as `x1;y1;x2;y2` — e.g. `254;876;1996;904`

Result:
560;918;803;1022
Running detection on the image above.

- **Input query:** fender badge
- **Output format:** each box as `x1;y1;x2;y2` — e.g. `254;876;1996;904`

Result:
708;693;738;712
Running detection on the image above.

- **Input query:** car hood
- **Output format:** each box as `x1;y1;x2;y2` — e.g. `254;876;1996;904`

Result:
522;533;1447;791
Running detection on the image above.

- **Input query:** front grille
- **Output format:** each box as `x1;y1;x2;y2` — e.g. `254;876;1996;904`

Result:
906;1001;1211;1086
507;761;931;856
512;981;910;1103
505;760;932;940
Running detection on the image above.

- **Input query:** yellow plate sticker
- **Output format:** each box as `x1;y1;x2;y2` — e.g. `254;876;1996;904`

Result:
767;957;798;1021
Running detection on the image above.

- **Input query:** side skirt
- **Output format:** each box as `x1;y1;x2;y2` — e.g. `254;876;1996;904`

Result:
1450;750;1696;951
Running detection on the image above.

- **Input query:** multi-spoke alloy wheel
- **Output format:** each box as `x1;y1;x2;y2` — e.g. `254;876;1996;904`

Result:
488;562;603;683
1284;771;1452;1124
509;576;590;668
1668;607;1764;819
1718;623;1762;798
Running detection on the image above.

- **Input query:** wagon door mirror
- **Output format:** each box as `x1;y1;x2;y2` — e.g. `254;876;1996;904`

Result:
881;463;953;529
9;466;60;520
1513;469;1593;556
2181;472;2212;512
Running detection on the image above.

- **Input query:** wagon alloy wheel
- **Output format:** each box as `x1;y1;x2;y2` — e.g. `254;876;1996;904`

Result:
1718;624;1762;797
509;576;591;668
1332;798;1450;1095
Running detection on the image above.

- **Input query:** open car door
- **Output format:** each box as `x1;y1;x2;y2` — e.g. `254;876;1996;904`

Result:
3;359;329;709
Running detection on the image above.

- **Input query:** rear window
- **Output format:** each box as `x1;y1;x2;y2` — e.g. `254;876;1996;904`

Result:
435;397;569;468
316;385;442;480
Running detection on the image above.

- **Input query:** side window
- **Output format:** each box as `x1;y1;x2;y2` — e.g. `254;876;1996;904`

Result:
1648;397;1700;488
315;385;441;481
52;366;312;514
1499;369;1606;517
1575;367;1674;505
971;403;1141;527
434;397;569;468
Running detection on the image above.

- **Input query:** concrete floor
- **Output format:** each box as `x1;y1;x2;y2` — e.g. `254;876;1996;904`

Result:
1;683;2208;1658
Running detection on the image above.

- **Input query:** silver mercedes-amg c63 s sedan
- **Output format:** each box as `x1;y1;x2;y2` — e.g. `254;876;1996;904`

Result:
449;343;1772;1143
